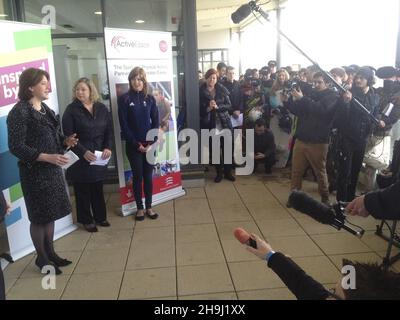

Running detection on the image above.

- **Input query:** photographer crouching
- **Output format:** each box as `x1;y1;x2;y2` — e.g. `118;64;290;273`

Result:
282;72;339;206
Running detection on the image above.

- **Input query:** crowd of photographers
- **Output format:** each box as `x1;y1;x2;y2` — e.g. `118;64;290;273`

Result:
200;61;400;300
199;61;400;208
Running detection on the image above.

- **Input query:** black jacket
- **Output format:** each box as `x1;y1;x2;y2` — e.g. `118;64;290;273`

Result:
335;87;380;144
254;130;276;158
199;82;232;130
364;180;400;220
220;79;241;112
268;252;331;300
284;89;339;144
62;100;112;183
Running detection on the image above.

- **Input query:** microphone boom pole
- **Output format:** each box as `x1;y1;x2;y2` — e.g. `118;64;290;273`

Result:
248;2;380;126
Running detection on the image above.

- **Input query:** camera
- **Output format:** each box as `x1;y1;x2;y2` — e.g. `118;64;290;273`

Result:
245;75;261;87
282;79;300;95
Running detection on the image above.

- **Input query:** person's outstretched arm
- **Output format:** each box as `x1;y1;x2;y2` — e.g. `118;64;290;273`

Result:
246;234;330;300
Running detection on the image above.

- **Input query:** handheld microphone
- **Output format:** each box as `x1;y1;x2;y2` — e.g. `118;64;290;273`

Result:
234;227;257;248
288;190;365;238
231;1;260;24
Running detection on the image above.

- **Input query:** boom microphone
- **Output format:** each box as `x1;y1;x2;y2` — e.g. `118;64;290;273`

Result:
231;2;254;24
288;190;365;237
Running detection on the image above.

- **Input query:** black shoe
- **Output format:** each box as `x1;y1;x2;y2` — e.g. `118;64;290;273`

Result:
146;210;159;220
214;175;223;183
135;210;145;221
96;220;111;227
84;224;98;233
224;173;236;182
49;255;72;267
286;200;292;208
35;258;62;275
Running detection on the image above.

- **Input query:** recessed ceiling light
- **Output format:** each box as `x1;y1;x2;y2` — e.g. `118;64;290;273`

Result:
135;20;145;24
94;11;102;15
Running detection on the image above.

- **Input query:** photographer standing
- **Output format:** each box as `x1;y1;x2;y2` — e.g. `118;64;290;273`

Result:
335;67;383;202
220;66;242;126
282;72;339;205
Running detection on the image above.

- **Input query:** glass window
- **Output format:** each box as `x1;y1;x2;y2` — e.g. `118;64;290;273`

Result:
0;0;12;20
24;0;103;34
212;50;222;62
105;0;182;32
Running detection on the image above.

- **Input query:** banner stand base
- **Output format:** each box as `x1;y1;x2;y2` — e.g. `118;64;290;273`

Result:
120;188;186;217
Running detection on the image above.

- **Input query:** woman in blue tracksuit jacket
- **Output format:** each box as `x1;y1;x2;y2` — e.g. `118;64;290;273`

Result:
118;67;159;221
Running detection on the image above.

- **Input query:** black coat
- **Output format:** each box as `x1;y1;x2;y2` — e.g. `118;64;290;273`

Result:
7;101;71;224
220;79;242;112
365;180;400;220
335;87;380;144
284;88;339;144
199;82;232;130
62;100;112;183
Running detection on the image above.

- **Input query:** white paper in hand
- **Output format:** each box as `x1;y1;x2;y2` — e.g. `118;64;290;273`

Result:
90;150;111;166
62;150;79;170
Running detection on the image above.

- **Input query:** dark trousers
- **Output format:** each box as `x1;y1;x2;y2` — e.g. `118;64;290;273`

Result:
74;181;107;224
127;148;154;210
0;267;4;300
210;136;233;176
336;136;367;202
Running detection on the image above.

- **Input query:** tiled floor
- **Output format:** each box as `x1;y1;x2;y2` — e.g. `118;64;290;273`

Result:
3;168;399;300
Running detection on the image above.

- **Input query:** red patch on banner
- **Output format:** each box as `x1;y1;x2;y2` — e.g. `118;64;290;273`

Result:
120;172;182;205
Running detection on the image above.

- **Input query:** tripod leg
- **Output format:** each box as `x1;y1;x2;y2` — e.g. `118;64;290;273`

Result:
383;221;397;270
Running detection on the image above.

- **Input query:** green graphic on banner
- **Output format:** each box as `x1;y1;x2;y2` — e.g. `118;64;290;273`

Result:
14;29;53;53
10;183;23;202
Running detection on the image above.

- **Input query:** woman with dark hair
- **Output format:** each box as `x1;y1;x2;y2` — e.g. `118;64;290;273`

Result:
118;67;159;221
7;68;78;275
62;77;113;232
200;68;234;183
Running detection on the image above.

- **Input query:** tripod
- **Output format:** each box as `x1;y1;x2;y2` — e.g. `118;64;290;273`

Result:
376;220;400;270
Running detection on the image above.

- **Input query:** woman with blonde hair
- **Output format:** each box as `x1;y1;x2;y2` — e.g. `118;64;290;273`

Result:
118;67;159;221
62;77;113;232
269;68;290;108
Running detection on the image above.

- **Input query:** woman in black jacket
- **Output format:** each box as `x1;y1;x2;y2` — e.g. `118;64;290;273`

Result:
7;68;78;275
200;68;235;183
62;78;113;232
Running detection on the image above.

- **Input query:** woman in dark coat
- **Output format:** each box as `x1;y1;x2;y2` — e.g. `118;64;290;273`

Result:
118;67;159;221
200;68;235;182
7;68;78;275
62;78;113;233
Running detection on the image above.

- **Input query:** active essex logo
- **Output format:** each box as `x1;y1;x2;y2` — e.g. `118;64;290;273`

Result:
111;35;150;52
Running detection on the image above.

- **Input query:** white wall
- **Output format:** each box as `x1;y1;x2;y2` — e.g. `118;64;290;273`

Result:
197;29;230;49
